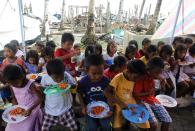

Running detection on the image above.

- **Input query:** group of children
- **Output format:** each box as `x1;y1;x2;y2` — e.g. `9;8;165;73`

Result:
0;33;194;131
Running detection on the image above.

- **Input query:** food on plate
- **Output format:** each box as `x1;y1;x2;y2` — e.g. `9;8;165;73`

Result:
91;106;105;115
129;106;136;115
140;111;145;118
58;83;68;89
9;107;25;116
29;74;37;79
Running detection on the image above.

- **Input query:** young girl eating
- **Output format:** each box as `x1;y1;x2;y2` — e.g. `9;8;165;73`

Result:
25;50;39;74
1;43;25;70
3;64;43;131
173;44;195;97
103;40;117;67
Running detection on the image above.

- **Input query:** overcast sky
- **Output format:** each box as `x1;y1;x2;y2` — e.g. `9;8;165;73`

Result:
22;0;178;18
1;0;178;19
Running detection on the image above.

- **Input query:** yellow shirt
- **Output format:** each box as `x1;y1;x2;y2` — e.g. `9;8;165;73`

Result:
140;56;148;65
109;73;136;105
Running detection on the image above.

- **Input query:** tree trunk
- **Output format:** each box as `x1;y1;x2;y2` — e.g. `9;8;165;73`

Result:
41;0;49;37
117;0;124;23
59;0;66;30
105;2;111;33
81;0;97;45
146;0;162;35
138;0;146;23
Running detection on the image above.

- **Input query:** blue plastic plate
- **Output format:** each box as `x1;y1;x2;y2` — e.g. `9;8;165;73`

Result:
122;104;149;123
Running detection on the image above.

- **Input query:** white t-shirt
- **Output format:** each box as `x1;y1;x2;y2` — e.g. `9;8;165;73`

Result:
41;72;76;116
183;55;195;75
15;49;24;58
103;53;117;65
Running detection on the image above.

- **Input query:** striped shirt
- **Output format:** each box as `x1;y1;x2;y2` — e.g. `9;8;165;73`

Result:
41;72;75;116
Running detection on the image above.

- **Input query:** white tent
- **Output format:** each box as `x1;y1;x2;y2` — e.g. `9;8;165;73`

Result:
0;0;41;50
152;0;195;40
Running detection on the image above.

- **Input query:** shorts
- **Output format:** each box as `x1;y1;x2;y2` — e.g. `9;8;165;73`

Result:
144;103;172;127
41;108;78;131
113;104;150;129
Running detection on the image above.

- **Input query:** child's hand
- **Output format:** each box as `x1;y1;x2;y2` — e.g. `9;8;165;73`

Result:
82;106;87;115
22;109;32;117
102;111;113;118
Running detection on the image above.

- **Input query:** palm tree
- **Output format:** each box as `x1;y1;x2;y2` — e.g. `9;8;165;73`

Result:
59;0;66;30
41;0;49;36
81;0;97;45
138;0;146;22
146;0;162;35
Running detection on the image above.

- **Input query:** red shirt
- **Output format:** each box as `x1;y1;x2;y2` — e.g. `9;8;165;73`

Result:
133;75;160;104
104;68;118;80
135;51;141;59
54;48;76;76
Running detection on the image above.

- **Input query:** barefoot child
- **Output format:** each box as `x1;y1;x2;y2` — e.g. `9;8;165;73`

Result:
41;59;78;131
104;60;150;131
3;64;43;131
77;54;112;131
133;57;172;131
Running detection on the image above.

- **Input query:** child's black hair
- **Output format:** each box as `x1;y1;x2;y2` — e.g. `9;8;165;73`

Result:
127;60;146;75
46;40;56;50
61;33;74;44
85;54;104;69
109;55;127;72
157;41;165;48
35;41;45;48
42;46;54;58
73;44;80;49
4;43;17;54
84;45;95;58
146;44;157;54
147;57;164;70
125;45;136;58
142;38;151;46
189;43;195;56
10;40;20;47
159;44;173;57
128;40;138;50
174;44;187;60
3;64;26;82
107;40;116;54
172;37;184;46
26;50;39;65
95;44;102;55
184;38;193;45
46;59;65;76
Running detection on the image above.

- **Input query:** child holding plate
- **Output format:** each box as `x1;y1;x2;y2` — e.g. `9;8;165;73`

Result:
104;60;150;131
41;59;78;131
133;57;172;131
3;64;43;131
77;54;112;131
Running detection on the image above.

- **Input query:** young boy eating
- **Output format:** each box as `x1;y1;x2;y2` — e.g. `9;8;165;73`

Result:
41;59;78;131
133;57;172;131
54;33;78;76
104;60;150;131
77;54;112;131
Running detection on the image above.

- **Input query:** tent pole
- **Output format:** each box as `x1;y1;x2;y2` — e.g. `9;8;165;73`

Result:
170;0;183;44
18;0;26;54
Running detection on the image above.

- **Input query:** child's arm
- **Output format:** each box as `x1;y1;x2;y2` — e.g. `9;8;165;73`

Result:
10;87;18;105
55;50;77;60
24;83;43;116
104;86;127;108
77;93;87;115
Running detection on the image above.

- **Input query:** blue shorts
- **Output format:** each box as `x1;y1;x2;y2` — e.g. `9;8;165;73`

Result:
144;103;172;127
